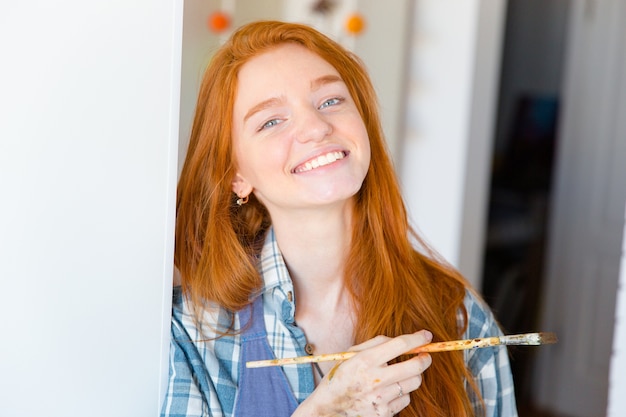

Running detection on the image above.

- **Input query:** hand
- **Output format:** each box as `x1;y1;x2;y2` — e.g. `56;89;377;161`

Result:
295;330;433;417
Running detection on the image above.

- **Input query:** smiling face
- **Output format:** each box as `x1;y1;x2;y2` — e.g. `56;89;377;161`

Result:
231;43;371;218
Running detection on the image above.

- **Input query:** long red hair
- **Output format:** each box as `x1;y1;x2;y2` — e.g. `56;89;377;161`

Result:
175;20;481;417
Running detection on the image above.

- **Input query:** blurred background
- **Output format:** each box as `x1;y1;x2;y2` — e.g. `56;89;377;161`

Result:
1;1;625;416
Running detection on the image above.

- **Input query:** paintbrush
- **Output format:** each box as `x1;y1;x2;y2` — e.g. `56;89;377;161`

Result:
246;332;557;368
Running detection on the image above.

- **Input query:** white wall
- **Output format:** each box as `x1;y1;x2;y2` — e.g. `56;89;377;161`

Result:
401;0;506;286
0;2;182;416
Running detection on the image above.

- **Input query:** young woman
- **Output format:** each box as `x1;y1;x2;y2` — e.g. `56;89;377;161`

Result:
161;20;517;417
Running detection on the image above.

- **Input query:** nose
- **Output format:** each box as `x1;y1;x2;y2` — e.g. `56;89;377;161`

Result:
294;106;332;144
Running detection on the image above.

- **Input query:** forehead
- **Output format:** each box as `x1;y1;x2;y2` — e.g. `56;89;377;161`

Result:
235;43;341;94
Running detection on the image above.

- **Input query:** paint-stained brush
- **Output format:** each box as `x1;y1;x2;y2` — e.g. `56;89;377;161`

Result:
246;332;557;369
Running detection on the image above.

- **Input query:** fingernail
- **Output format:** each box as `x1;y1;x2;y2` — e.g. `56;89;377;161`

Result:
423;330;433;342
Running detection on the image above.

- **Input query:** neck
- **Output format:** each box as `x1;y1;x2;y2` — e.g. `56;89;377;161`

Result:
269;205;357;373
270;203;352;306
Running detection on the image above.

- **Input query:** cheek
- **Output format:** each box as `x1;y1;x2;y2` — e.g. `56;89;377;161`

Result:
232;139;255;182
363;144;371;172
233;148;258;182
234;141;288;185
355;124;372;164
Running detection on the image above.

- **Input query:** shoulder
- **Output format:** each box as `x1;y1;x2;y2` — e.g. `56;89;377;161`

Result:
461;289;506;371
461;291;519;416
172;286;234;334
462;289;504;339
164;288;241;417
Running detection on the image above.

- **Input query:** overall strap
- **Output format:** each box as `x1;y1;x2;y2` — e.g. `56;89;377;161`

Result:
234;296;299;417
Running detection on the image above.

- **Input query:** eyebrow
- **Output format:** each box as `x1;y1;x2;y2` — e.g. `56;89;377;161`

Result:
243;97;284;123
242;75;345;123
310;74;344;91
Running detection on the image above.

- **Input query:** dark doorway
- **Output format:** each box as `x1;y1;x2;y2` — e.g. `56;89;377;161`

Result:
480;1;570;415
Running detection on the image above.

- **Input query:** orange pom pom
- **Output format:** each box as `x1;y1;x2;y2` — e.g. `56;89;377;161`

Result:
208;11;231;34
345;13;366;35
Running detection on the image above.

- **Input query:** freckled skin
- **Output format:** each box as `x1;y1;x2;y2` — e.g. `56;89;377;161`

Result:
318;386;361;416
319;364;369;417
329;385;362;416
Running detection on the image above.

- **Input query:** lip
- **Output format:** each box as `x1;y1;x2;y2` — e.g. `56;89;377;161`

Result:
291;148;350;174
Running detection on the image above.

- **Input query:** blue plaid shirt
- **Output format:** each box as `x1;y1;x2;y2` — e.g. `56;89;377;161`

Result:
161;228;518;417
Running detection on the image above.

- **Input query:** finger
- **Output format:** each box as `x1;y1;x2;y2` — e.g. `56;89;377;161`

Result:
380;361;427;403
370;384;411;417
384;375;425;416
347;335;391;352
390;380;409;401
385;352;432;383
393;370;425;398
361;330;433;364
388;391;411;416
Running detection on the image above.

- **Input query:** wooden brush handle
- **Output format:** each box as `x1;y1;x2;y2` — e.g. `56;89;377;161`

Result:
246;332;556;368
408;336;502;353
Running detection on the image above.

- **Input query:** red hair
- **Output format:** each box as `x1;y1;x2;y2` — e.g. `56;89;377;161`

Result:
175;20;481;417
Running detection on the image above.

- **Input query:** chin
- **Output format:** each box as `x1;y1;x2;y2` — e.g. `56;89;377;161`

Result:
311;187;362;205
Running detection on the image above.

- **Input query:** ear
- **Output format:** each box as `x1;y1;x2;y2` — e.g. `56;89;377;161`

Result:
231;173;253;198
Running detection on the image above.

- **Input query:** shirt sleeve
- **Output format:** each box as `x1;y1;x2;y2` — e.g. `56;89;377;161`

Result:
463;291;519;417
160;316;212;417
160;287;238;417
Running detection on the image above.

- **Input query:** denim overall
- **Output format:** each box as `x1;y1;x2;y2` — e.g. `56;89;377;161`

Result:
234;296;299;417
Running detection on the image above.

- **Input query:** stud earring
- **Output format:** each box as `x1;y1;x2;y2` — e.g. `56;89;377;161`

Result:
236;195;249;206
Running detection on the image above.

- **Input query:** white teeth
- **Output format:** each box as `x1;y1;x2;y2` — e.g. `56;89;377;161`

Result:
294;151;345;173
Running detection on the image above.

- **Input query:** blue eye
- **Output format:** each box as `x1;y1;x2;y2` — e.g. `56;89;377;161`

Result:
319;97;343;109
259;119;281;131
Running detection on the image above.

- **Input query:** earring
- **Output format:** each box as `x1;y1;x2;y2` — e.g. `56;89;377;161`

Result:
236;195;249;206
